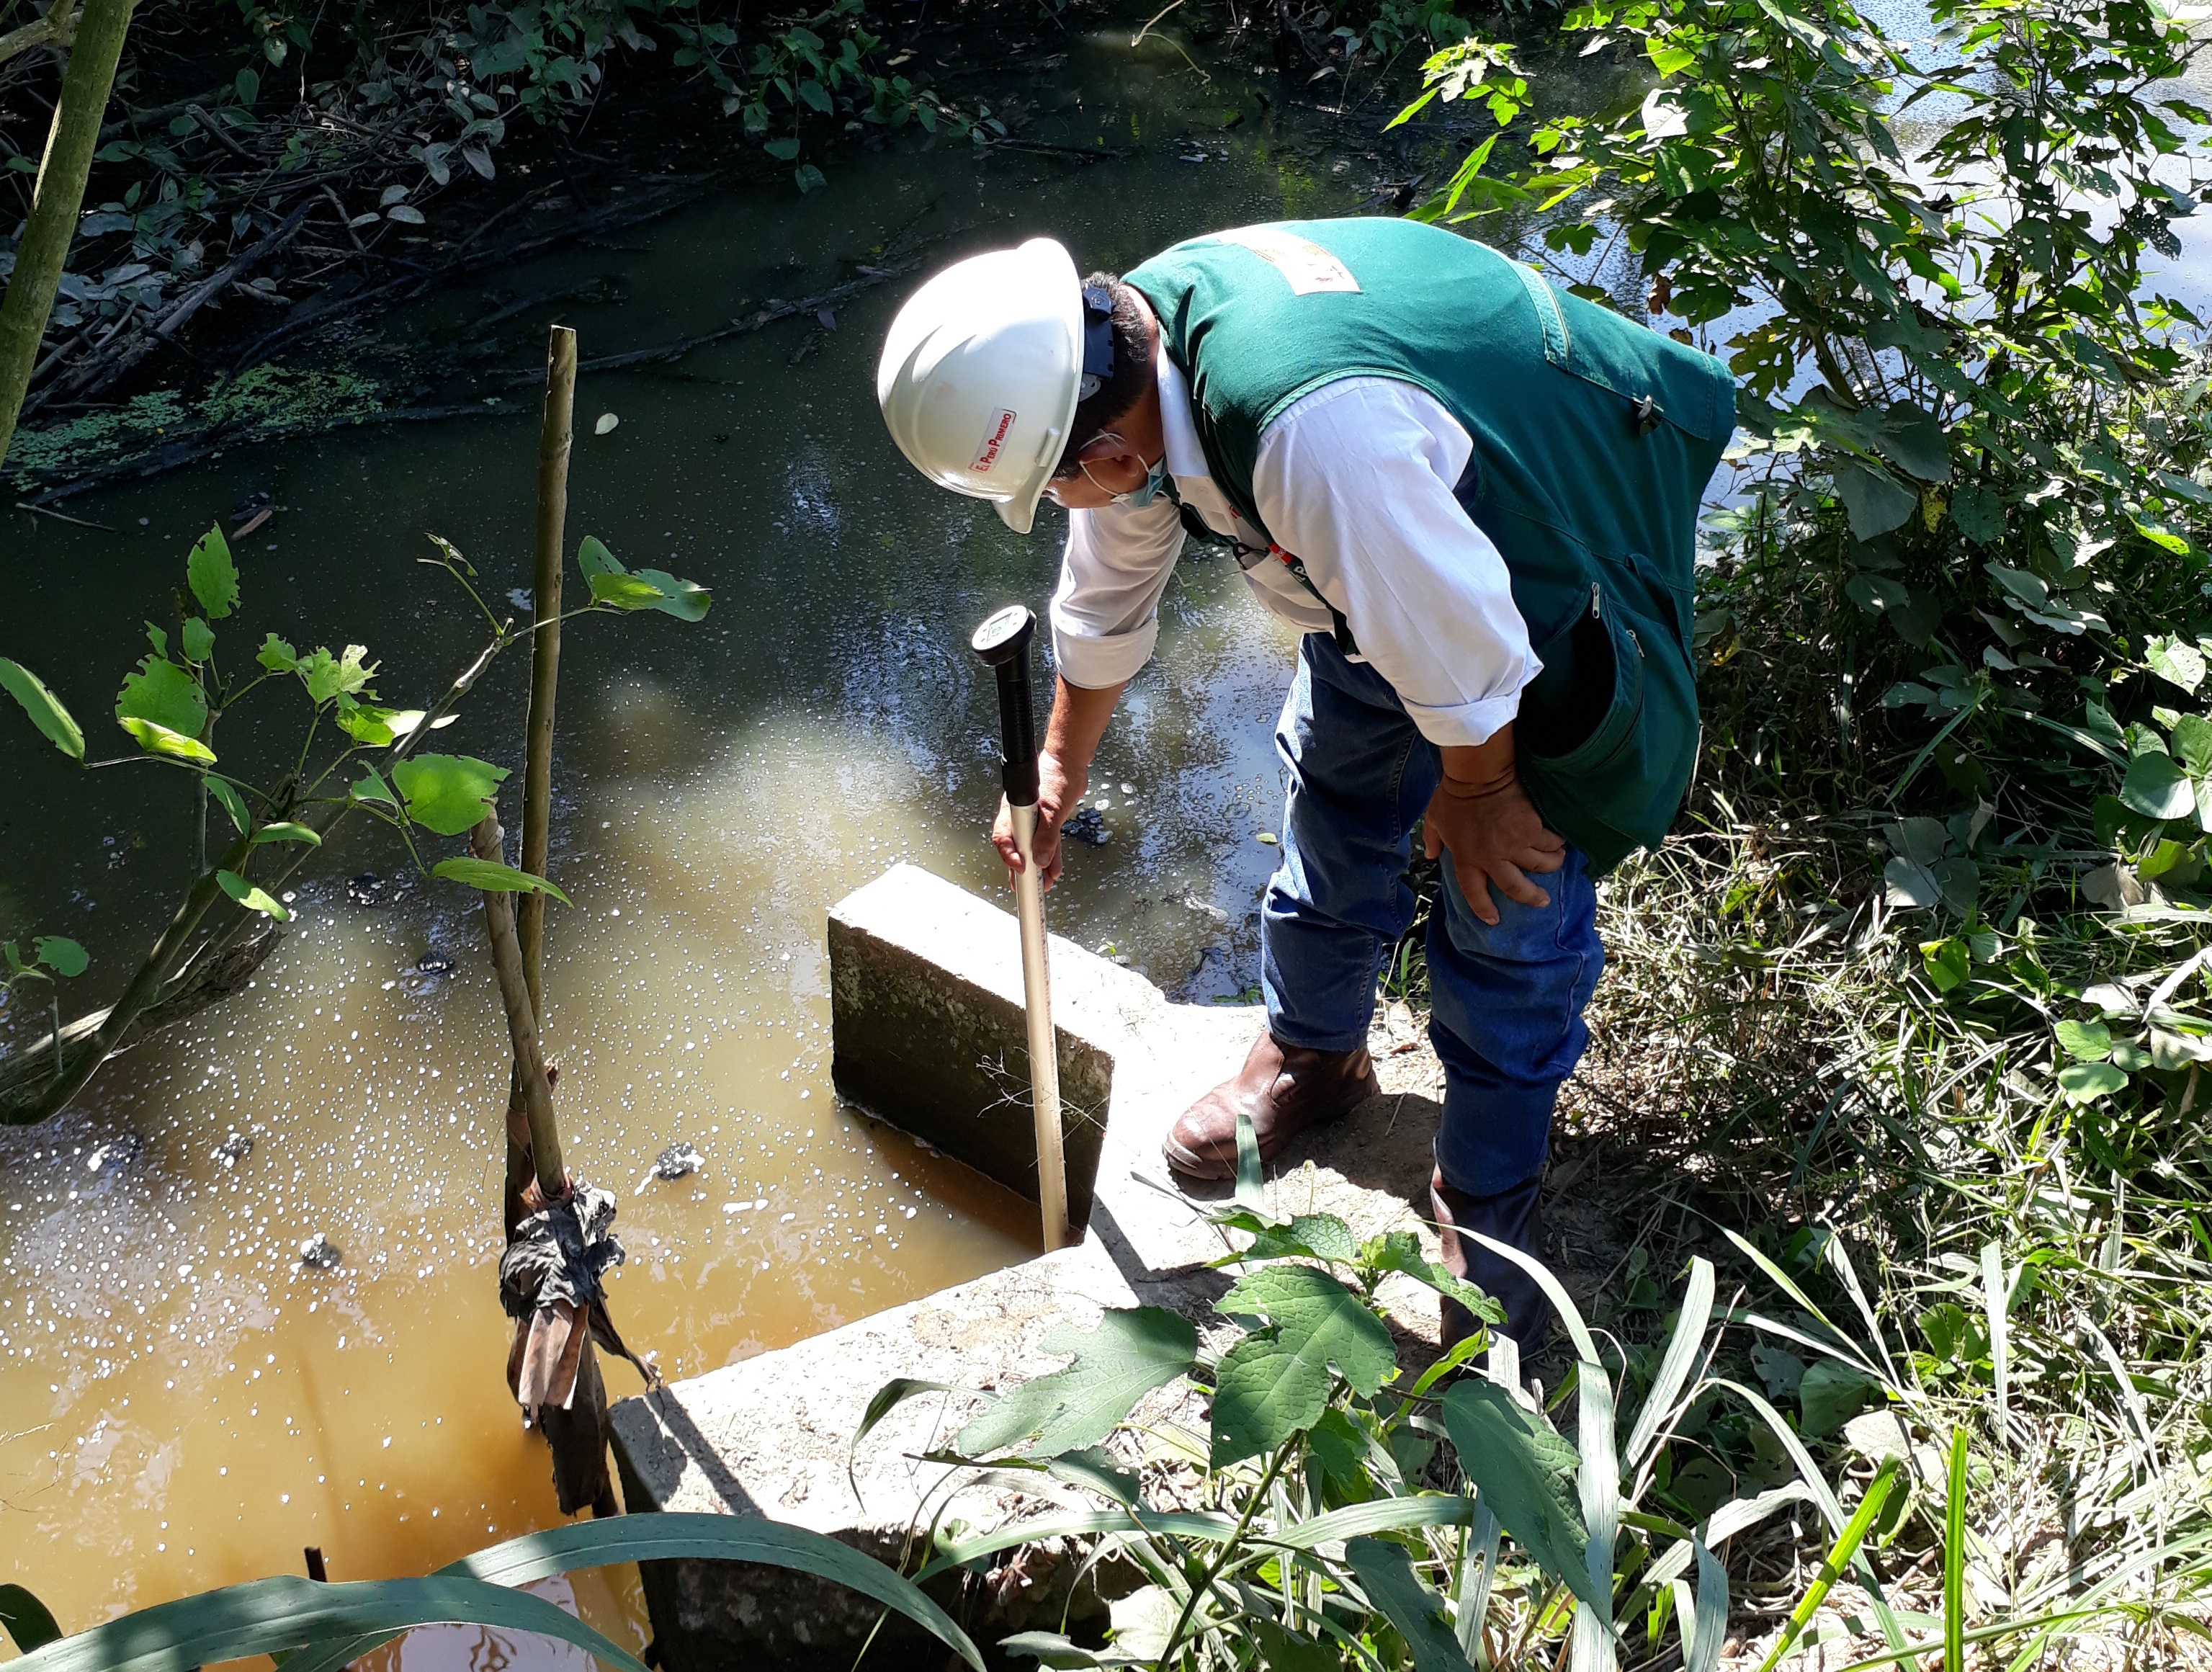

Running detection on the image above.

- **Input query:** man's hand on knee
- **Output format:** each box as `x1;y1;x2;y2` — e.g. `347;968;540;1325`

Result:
1424;728;1565;926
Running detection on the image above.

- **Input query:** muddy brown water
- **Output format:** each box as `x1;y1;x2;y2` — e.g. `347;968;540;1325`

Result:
0;14;1402;1656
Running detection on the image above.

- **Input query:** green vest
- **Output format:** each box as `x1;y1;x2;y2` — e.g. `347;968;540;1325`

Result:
1125;218;1734;873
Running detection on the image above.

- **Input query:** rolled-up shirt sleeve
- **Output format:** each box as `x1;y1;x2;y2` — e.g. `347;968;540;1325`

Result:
1254;377;1539;748
1048;494;1186;689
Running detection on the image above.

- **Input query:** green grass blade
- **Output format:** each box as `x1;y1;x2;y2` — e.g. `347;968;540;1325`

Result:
916;1509;1240;1580
14;1577;647;1672
1235;1107;1265;1210
1979;1243;2009;1443
1626;1257;1714;1467
1720;1230;1852;1349
1264;1495;1477;1550
1687;1539;1728;1672
1944;1429;1968;1672
1461;1230;1600;1362
1573;1359;1620;1672
1344;1537;1475;1671
1824;1235;1902;1388
1753;1465;1899;1672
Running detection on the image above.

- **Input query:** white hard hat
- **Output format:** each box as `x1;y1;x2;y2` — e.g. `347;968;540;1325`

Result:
876;237;1082;535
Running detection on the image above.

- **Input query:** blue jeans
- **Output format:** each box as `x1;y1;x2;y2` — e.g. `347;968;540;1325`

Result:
1260;636;1604;1197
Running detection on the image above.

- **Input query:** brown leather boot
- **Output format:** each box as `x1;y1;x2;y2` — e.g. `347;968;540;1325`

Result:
1163;1032;1379;1181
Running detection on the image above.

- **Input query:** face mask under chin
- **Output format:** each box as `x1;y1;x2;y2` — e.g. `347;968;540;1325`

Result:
1079;434;1169;509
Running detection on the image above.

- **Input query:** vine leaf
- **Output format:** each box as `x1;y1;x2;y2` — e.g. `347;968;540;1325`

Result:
207;779;251;833
218;869;292;921
431;857;572;904
117;655;207;741
1441;1380;1599;1608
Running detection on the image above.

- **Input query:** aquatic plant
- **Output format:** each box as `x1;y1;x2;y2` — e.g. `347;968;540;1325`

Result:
0;517;709;1125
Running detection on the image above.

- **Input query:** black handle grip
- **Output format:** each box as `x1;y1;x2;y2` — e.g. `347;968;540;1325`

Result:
972;604;1040;807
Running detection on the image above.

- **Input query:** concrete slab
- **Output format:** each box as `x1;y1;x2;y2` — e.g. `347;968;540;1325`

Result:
611;864;1456;1671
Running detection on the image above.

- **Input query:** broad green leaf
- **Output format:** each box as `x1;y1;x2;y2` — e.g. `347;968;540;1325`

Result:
187;524;239;620
1441;1380;1600;1608
296;645;377;705
182;617;215;663
956;1307;1197;1459
120;717;216;765
0;658;84;760
117;655;207;739
390;754;508;836
1;942;22;974
1211;1266;1396;1465
145;621;169;656
337;705;399;747
576;535;623;579
1230;1212;1358;1264
630;568;712;621
1882;857;1938;909
1832;460;1918;540
33;937;88;978
207;777;250;834
251;822;322;847
587;571;671;609
257;634;298;672
1362;1229;1505;1323
218;869;291;921
2172;714;2212;777
1343;1537;1473;1671
431;857;573;906
2056;1019;2113;1062
350;768;398;808
2148;636;2208;695
2058;1060;2127;1104
1920;939;1969;991
1874;403;1950;483
0;1585;62;1653
2122;751;2194;821
1798;1360;1880;1438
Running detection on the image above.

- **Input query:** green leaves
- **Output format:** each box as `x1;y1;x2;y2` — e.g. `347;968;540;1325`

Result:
257;634;298;672
955;1307;1197;1459
1441;1379;1599;1609
1343;1537;1474;1671
1211;1266;1397;1465
576;536;712;621
181;617;215;663
187;525;239;620
391;754;508;836
117;655;207;741
431;857;571;904
0;658;84;761
2056;1019;2113;1062
2058;1061;2127;1105
295;645;377;705
218;869;291;921
208;779;251;833
120;718;216;765
6;937;88;980
2121;750;2193;821
252;823;322;847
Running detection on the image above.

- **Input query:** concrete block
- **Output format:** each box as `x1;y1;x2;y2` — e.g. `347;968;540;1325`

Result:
612;864;1456;1672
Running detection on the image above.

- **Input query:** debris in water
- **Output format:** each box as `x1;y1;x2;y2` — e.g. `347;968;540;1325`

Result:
508;587;534;610
1256;831;1280;846
212;1128;254;1168
637;1141;704;1194
86;1134;143;1173
1065;805;1110;846
346;874;387;906
416;954;455;977
594;412;619;434
298;1233;342;1269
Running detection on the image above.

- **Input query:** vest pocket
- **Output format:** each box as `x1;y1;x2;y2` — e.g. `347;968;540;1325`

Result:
1520;583;1646;775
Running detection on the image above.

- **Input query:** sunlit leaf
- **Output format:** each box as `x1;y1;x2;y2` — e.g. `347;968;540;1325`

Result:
955;1307;1196;1460
1211;1267;1395;1465
2121;751;2193;821
296;645;377;705
187;524;239;620
0;658;84;761
120;717;216;765
182;617;215;663
2058;1060;2127;1104
258;634;298;673
218;869;291;921
350;768;398;808
117;655;207;740
431;857;572;905
2056;1019;2113;1062
207;777;251;833
251;823;322;847
1441;1380;1599;1608
391;754;508;836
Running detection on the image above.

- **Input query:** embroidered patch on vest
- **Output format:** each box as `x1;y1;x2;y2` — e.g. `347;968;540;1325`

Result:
1214;226;1361;295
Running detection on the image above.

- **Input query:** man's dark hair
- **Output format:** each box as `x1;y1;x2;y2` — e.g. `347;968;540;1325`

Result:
1052;273;1152;480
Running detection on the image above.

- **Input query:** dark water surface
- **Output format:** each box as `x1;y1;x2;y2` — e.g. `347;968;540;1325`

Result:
0;18;1387;1654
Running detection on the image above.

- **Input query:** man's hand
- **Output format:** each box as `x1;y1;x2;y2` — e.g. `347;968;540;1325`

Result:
1424;725;1565;926
993;752;1085;891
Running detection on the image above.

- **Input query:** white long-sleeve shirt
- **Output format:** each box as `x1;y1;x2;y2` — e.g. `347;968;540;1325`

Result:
1049;348;1540;748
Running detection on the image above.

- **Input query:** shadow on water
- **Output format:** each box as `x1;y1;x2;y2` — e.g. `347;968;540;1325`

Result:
0;1;1411;1654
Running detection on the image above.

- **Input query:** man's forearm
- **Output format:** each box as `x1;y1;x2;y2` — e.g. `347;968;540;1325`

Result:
1440;721;1518;792
1043;676;1125;778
